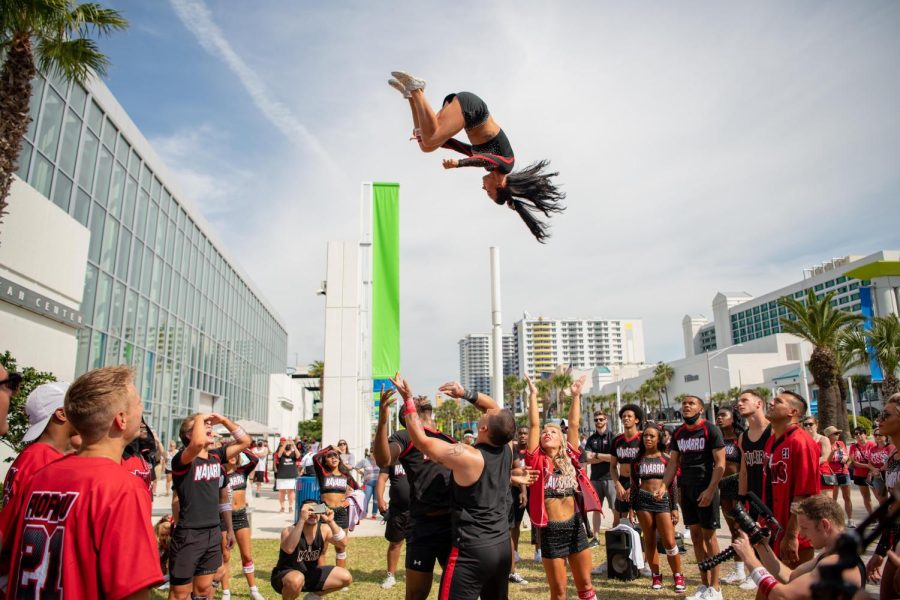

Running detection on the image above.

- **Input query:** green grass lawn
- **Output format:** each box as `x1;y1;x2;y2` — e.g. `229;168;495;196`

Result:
151;536;760;599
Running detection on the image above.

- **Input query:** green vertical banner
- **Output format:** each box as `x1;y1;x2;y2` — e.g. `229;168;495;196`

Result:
371;182;400;390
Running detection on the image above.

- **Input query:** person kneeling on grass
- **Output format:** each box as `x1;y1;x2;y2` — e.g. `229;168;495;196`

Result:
271;500;352;600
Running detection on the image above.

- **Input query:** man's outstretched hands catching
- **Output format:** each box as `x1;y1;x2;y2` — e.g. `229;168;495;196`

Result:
378;385;397;416
438;381;465;399
389;372;413;399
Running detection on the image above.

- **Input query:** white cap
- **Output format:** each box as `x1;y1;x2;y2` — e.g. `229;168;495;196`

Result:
22;382;70;443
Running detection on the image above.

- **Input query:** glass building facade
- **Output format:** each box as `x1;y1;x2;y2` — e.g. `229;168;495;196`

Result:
16;70;288;442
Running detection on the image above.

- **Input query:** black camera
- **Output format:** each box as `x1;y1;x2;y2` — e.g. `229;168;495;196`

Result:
699;493;780;571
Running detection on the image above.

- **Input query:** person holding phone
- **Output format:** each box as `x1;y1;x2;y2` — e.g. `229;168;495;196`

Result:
271;500;352;599
275;438;301;513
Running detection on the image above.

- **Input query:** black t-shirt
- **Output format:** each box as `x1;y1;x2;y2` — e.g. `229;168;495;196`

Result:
388;428;453;518
381;463;410;511
741;425;772;504
673;420;725;487
451;444;511;549
582;429;614;481
275;451;299;479
612;432;642;473
172;446;227;529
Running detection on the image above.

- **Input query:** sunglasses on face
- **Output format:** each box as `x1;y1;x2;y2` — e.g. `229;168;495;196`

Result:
802;422;815;428
594;417;606;422
0;372;22;392
880;411;897;421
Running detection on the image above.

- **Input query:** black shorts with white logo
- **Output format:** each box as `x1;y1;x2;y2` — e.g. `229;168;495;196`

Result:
615;476;632;514
169;526;223;585
271;565;334;593
385;509;410;543
405;513;452;572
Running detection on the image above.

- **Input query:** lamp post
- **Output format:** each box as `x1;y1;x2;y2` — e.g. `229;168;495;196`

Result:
713;365;743;389
704;344;743;416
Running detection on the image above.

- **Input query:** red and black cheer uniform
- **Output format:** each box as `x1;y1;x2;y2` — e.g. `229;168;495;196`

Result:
388;427;455;573
719;437;743;499
313;448;358;529
0;442;64;588
763;425;820;556
439;443;512;600
225;449;259;531
271;522;335;594
122;440;153;497
672;419;725;530
382;463;410;543
850;440;876;487
508;444;527;529
612;432;641;513
5;455;162;597
440;92;516;176
170;446;228;585
631;454;677;513
740;425;772;519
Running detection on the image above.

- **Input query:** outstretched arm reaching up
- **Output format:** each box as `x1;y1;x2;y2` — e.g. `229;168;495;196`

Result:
526;375;540;454
439;381;500;413
564;375;587;449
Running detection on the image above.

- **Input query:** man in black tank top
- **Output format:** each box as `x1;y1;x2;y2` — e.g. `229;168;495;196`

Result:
271;499;352;598
730;495;864;598
736;390;772;519
386;374;526;600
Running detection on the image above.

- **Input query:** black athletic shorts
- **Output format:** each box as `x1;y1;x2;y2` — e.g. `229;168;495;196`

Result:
853;475;869;487
679;483;720;530
540;514;590;559
405;513;452;572
439;538;512;600
615;476;632;514
508;489;526;529
385;509;410;543
719;473;740;500
834;472;851;486
169;526;222;585
326;504;349;529
632;488;672;514
232;508;250;531
253;471;265;483
443;91;489;129
271;565;334;594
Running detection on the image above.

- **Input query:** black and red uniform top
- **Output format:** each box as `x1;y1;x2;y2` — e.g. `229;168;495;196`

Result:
672;419;725;487
312;447;358;497
450;443;512;549
0;442;64;581
632;454;677;508
741;425;772;507
388;428;454;518
5;455;162;598
122;442;153;497
764;424;821;554
724;437;742;466
380;463;410;512
612;433;642;476
226;449;260;493
171;446;228;529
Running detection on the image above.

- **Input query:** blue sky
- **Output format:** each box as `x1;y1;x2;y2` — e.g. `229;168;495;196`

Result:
97;1;900;392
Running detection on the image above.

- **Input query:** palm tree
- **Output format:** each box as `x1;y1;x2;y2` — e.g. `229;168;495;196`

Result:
1;1;128;232
434;398;460;436
551;369;573;419
535;378;552;421
836;327;870;432
866;314;900;399
778;290;863;430
308;360;324;400
504;374;525;413
461;403;481;431
652;362;675;409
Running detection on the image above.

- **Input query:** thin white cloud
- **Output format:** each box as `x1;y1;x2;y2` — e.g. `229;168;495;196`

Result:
167;0;340;176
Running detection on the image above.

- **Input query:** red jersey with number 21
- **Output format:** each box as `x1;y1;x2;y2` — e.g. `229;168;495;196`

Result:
5;454;162;599
764;424;821;555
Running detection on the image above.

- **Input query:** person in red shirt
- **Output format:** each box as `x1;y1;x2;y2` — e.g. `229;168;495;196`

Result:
848;426;876;514
823;426;853;526
764;390;821;568
4;365;163;598
0;382;79;592
868;430;894;502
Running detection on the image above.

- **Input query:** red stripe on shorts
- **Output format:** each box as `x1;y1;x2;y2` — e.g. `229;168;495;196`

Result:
439;546;460;600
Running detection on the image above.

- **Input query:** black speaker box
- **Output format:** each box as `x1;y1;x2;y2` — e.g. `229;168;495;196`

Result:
605;529;639;581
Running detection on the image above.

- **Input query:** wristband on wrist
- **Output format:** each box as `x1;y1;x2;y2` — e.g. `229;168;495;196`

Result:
231;426;247;440
332;528;346;541
461;387;478;403
403;398;417;416
758;574;778;598
218;502;232;513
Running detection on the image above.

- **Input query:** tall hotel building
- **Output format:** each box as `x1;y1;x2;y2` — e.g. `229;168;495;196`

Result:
1;70;287;442
458;333;517;396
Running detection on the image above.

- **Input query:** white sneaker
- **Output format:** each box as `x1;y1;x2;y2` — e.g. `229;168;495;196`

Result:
592;563;608;575
509;572;528;585
533;549;542;561
721;566;746;584
702;587;723;600
249;589;265;600
390;71;426;92
387;79;410;99
640;565;653;577
222;591;231;600
304;594;323;600
686;585;708;600
381;574;396;589
740;577;758;590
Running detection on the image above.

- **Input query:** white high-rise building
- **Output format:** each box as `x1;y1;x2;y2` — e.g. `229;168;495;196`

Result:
512;316;645;376
458;333;517;396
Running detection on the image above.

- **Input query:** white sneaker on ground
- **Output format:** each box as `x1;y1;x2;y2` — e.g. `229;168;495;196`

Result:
740;577;758;590
702;587;723;600
591;563;608;575
381;574;396;589
640;565;653;577
533;549;542;561
391;71;426;92
249;589;265;600
686;585;708;600
221;591;231;600
304;594;323;600
509;572;528;585
388;79;410;98
721;566;746;584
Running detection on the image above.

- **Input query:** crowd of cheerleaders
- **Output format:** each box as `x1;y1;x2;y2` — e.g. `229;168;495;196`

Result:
0;365;895;599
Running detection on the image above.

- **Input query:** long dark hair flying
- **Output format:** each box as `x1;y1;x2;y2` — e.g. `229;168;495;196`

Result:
495;160;566;243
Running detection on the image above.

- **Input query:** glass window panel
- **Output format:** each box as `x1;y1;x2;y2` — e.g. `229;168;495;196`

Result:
94;272;112;330
151;177;161;205
77;132;99;191
161;264;172;307
140;164;151;190
46;69;69;97
88;203;105;263
75;329;90;376
155;212;167;254
115;228;131;280
165;219;176;262
81;264;98;326
51;172;72;212
150;256;162;302
25;75;44;141
99;214;118;272
147;304;159;348
124;290;137;343
109;281;125;337
128;240;143;286
69;83;87;117
71;189;90;226
107;163;125;219
101;117;117;150
142;351;154;401
115;133;129;164
122;341;135;366
135;296;148;348
36;88;65;159
123;177;138;229
94;147;113;205
89;331;107;370
134;190;149;240
86;99;103;133
145;200;158;244
30;153;53;197
16;140;33;180
58;109;81;176
140;249;153;296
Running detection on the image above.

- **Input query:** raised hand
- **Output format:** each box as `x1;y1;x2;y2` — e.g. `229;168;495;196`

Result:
389;372;413;399
524;374;537;396
379;385;397;414
442;158;458;169
568;375;587;397
438;381;465;399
